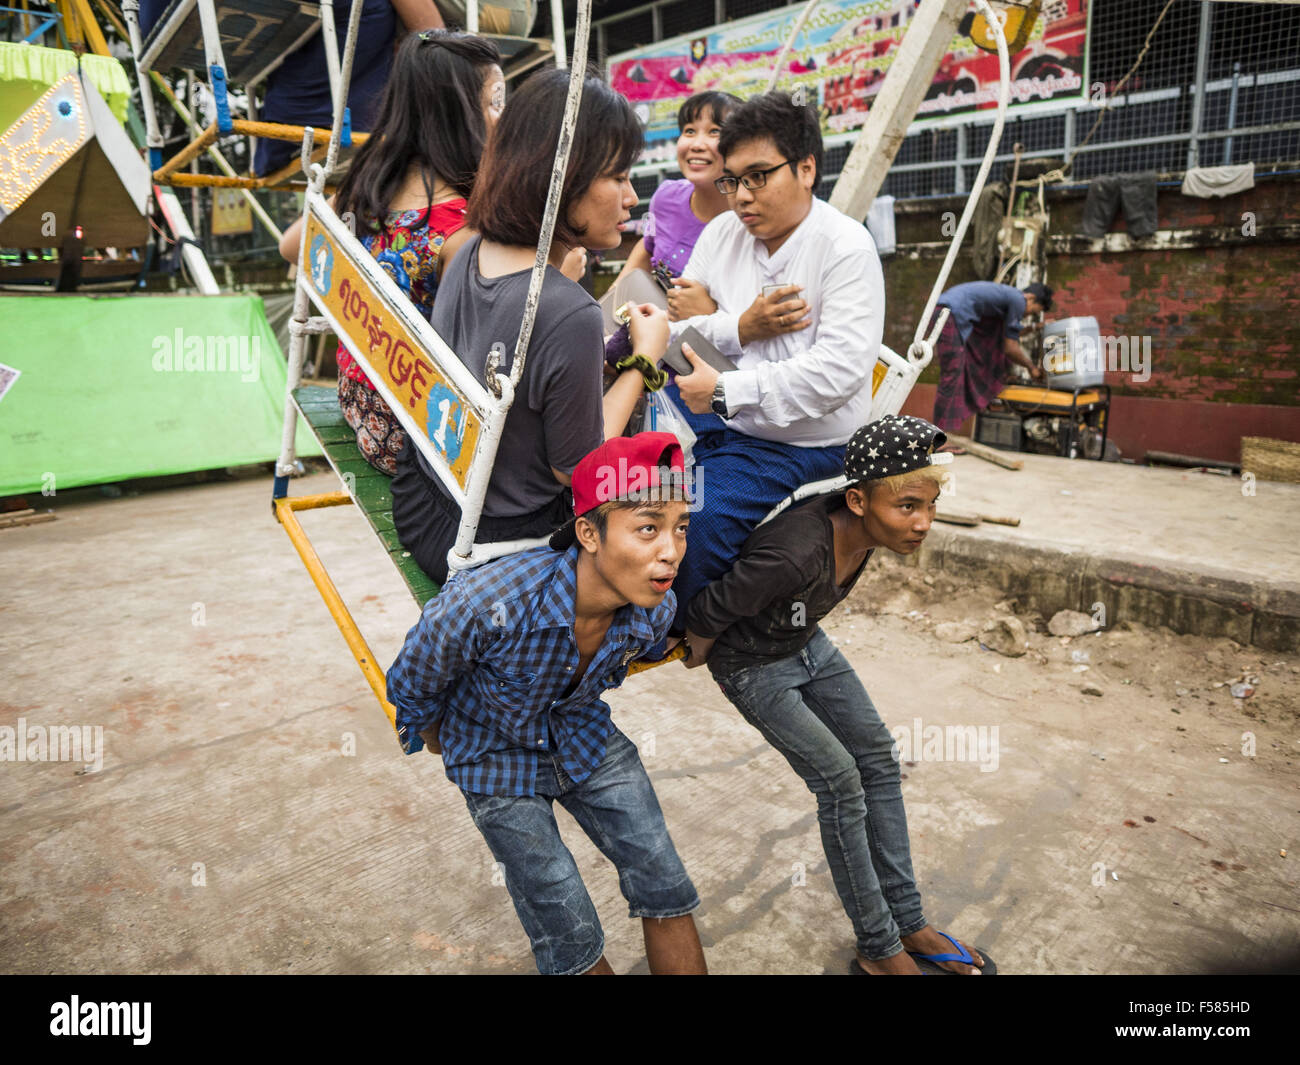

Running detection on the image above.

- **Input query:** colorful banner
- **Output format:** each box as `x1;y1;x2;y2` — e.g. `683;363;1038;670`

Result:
301;201;485;496
610;0;1088;156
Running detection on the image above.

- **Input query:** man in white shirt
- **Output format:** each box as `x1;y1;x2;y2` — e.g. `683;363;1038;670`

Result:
658;91;886;634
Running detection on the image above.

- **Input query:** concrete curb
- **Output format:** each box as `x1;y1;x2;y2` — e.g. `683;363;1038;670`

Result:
879;526;1300;651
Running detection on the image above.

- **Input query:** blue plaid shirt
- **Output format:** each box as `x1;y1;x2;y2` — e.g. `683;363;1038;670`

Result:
386;545;675;796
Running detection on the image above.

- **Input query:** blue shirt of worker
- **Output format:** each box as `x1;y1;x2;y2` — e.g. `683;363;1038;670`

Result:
937;281;1026;346
386;545;675;797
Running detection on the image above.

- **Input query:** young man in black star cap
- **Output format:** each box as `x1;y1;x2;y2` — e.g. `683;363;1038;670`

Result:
682;413;997;975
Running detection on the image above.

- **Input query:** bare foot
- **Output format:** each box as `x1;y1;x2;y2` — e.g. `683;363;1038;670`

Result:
900;925;984;975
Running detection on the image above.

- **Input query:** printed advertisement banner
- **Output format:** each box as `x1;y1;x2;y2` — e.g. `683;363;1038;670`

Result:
609;0;1089;158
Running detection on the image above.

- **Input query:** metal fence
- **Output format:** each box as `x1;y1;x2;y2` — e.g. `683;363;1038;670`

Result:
595;0;1300;214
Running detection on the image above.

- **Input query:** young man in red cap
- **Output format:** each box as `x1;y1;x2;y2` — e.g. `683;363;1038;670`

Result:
684;414;997;976
386;432;705;975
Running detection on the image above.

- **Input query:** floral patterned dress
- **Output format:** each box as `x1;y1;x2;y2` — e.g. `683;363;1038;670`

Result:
336;199;468;475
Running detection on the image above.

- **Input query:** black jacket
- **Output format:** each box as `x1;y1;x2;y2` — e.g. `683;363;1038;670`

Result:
686;495;871;678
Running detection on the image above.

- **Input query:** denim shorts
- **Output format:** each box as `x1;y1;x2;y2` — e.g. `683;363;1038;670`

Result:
461;727;699;975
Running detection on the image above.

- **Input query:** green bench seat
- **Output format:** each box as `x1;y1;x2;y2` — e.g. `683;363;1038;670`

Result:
291;385;440;606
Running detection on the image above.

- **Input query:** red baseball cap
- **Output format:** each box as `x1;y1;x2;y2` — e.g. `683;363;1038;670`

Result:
549;432;686;550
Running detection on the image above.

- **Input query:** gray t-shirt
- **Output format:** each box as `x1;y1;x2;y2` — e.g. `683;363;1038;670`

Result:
417;235;604;518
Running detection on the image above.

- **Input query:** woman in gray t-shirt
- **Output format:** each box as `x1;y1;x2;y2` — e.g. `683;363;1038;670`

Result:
392;69;669;585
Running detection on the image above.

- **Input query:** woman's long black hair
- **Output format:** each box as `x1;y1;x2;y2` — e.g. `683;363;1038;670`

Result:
334;29;501;230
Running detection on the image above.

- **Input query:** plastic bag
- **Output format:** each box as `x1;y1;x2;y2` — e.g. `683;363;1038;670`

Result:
644;390;696;469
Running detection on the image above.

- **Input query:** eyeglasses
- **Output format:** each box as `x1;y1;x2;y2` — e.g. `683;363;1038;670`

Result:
713;160;795;195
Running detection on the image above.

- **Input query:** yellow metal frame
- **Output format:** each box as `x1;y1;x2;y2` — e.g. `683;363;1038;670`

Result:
998;385;1105;406
273;491;396;729
628;644;686;675
56;0;111;56
152;121;369;188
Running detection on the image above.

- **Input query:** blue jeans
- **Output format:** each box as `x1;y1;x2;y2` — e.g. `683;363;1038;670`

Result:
461;728;699;975
715;628;926;960
662;383;846;633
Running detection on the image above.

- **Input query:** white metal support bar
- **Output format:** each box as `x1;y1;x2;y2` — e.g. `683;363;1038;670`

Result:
908;0;1011;370
276;0;366;484
153;185;220;294
319;0;344;141
121;1;164;167
829;0;970;224
194;0;232;131
551;0;568;68
1187;0;1214;171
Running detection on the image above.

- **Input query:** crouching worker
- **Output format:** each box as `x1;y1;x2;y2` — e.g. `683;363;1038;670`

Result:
683;414;996;975
386;433;706;975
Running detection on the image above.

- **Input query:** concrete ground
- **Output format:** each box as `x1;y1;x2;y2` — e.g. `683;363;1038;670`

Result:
935;450;1300;587
1;465;1297;975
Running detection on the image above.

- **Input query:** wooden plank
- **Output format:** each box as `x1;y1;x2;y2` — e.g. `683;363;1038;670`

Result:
330;455;388;484
302;404;349;426
291;387;435;604
0;512;56;529
376;526;405;553
389;546;440;605
294;388;337;403
311;424;357;446
935;511;1023;528
352;476;393;514
946;435;1025;471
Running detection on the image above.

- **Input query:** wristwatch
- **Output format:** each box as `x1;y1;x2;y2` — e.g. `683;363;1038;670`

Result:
710;376;730;419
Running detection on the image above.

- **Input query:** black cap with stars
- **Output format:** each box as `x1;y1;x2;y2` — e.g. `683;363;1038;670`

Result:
844;414;950;483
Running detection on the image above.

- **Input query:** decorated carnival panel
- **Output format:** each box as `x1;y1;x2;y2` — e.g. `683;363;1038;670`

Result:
610;0;1089;158
300;197;488;498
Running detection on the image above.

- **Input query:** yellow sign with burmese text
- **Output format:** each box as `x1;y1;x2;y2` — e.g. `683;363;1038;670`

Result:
301;208;482;494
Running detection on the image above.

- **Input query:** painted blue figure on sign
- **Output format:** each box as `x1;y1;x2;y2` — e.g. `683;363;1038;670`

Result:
426;382;465;466
309;233;334;295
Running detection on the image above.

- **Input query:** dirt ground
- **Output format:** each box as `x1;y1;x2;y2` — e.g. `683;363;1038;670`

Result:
853;558;1300;734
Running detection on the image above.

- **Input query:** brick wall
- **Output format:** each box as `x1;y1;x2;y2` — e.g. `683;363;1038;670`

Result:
882;171;1300;463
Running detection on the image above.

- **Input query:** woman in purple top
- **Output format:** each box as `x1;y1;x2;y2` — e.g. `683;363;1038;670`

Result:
616;92;742;322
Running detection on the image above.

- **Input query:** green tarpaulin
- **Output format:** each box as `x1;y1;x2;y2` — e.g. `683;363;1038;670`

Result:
0;293;321;496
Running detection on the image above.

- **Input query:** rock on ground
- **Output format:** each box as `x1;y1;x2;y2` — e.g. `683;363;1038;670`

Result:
1049;610;1102;637
981;616;1029;657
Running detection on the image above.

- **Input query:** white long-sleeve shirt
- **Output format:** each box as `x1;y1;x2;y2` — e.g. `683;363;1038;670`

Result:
675;196;885;447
